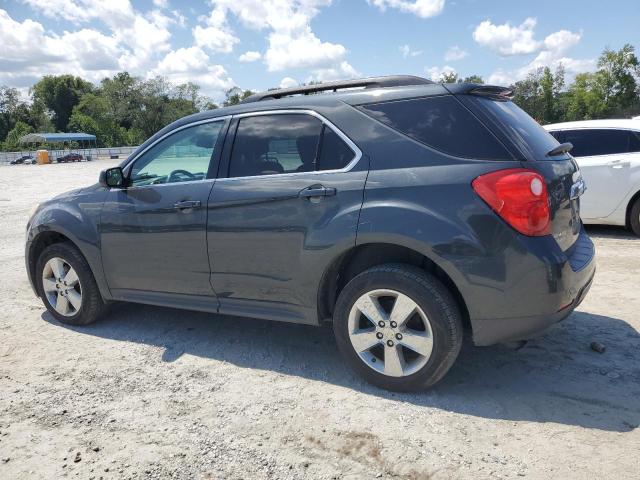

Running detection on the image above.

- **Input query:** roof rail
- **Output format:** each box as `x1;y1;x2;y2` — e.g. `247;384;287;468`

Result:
241;75;434;103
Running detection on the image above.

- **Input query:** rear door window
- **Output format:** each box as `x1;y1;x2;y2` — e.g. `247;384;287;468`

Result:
561;129;633;157
229;114;322;177
359;95;512;160
317;125;356;170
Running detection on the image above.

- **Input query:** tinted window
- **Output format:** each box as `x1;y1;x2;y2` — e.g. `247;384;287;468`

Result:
561;129;634;157
631;131;640;152
465;96;565;161
130;121;223;186
318;125;356;170
360;95;511;160
229;114;322;177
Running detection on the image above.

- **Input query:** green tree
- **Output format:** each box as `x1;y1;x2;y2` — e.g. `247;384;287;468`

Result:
31;75;93;131
100;72;141;130
461;75;484;84
563;72;608;120
67;93;127;146
2;121;33;151
594;44;640;116
223;87;254;106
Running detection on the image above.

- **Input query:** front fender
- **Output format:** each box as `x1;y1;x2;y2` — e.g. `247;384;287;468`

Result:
26;192;111;300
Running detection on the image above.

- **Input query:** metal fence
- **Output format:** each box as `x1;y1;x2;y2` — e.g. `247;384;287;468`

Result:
0;146;139;165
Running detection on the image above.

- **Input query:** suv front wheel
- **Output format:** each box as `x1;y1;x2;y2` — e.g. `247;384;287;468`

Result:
36;242;105;326
333;264;463;391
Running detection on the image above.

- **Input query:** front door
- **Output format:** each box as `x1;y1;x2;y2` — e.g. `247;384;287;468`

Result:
207;112;367;324
101;119;227;297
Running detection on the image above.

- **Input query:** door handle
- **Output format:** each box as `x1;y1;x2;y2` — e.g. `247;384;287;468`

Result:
299;185;337;199
173;200;202;210
608;159;631;169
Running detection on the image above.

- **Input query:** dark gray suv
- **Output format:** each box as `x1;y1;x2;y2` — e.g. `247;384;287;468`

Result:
25;76;595;391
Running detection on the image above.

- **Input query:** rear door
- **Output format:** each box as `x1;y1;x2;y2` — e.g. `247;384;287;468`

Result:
555;129;638;219
207;111;367;324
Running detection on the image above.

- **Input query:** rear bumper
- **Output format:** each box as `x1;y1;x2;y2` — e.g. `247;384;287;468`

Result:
469;227;596;346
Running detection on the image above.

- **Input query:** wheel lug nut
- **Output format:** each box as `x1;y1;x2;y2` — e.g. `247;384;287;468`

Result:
396;333;403;340
390;321;397;328
376;332;383;339
387;340;394;347
378;321;385;328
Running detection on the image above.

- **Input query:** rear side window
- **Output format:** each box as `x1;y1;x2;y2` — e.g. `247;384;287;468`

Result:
228;114;355;178
464;96;566;161
559;129;638;157
229;114;322;177
359;95;511;160
317;125;355;170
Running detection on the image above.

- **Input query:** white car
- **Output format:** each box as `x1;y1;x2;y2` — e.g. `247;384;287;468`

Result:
544;119;640;236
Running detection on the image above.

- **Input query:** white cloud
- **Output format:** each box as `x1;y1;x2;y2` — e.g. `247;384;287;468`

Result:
399;44;423;58
425;65;456;81
485;27;594;86
279;77;299;88
444;45;468;62
153;0;169;8
265;27;346;71
487;69;515;86
369;0;445;18
153;47;234;96
200;1;355;75
308;61;360;83
475;17;594;86
0;9;121;86
473;17;540;56
239;51;262;62
193;25;239;54
192;6;239;54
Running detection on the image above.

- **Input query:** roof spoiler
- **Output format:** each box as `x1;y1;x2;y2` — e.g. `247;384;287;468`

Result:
241;75;434;103
466;85;514;101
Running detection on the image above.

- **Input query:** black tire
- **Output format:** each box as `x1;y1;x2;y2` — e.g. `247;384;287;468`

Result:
35;242;105;326
630;197;640;237
333;263;463;391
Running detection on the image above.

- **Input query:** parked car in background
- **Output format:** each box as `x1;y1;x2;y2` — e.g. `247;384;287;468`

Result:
56;153;84;163
10;155;35;165
545;120;640;236
26;76;595;391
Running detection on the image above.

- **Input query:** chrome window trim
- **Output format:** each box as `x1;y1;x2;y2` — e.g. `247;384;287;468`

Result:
217;109;363;182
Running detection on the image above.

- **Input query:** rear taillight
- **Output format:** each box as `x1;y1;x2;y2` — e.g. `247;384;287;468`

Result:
472;168;551;236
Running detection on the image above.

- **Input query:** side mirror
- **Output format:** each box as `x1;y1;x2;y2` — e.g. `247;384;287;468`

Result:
99;167;125;188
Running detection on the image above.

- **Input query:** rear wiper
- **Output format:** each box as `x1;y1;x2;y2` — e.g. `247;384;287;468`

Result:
547;142;573;157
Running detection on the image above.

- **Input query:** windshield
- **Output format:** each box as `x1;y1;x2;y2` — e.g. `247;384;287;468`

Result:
463;96;570;161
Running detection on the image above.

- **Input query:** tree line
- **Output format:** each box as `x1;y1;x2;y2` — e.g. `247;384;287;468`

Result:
1;44;638;152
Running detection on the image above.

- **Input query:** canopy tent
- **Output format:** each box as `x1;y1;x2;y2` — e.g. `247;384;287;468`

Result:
19;132;96;143
18;132;97;163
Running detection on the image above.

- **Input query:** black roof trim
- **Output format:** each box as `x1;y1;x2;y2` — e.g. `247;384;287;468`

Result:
241;75;434;103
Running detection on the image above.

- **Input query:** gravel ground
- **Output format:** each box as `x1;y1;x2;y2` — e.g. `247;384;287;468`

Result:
1;160;639;480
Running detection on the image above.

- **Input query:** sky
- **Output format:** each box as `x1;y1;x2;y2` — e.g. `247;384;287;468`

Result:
1;0;639;102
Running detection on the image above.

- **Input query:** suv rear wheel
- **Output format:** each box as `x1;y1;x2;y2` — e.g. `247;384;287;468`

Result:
333;264;463;391
36;242;105;326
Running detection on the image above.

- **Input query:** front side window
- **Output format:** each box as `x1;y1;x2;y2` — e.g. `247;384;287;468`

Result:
228;114;355;178
130;121;224;186
562;129;635;157
359;95;512;160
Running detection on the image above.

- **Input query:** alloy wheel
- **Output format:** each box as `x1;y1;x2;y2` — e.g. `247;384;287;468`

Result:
42;257;82;317
347;289;433;377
